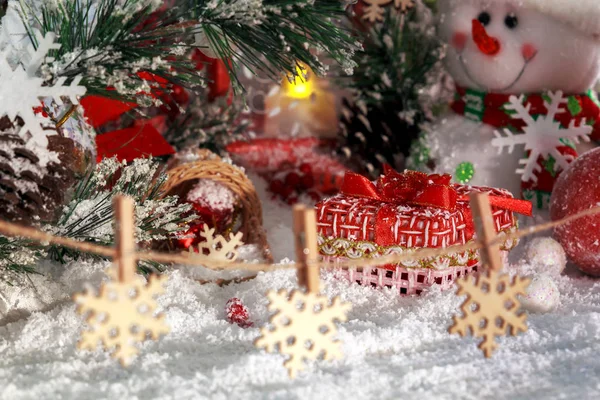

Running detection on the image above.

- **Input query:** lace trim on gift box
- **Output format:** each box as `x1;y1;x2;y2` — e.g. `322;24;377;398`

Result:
318;228;518;270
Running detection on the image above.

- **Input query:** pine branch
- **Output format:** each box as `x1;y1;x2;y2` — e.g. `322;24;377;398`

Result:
9;0;358;103
0;236;42;284
14;0;199;102
45;157;196;272
339;5;440;108
162;87;248;153
0;157;194;278
334;3;443;178
189;0;358;84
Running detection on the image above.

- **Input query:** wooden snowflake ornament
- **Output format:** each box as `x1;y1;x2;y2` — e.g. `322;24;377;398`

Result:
74;274;169;366
75;196;169;366
362;0;414;23
187;225;244;263
395;0;414;12
449;193;531;357
255;205;350;378
254;289;351;378
449;271;530;357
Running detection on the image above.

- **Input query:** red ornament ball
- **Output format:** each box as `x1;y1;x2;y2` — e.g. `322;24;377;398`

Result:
550;148;600;276
225;298;253;328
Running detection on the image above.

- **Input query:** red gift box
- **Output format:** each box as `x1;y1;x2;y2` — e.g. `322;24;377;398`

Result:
316;168;532;295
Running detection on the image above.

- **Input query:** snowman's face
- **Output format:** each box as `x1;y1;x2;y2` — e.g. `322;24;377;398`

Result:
439;0;600;94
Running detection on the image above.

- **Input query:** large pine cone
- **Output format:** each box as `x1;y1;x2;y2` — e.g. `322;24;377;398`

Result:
337;98;422;180
0;110;94;225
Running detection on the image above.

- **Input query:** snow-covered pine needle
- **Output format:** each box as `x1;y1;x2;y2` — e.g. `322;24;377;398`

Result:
9;0;359;102
45;157;196;273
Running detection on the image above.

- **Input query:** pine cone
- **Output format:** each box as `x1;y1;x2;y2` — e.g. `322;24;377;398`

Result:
0;114;92;225
337;99;422;180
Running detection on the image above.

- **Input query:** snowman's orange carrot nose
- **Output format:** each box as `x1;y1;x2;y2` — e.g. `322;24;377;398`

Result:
472;19;501;56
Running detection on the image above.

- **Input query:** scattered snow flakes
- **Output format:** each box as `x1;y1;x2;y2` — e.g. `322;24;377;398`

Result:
491;91;592;183
0;31;86;145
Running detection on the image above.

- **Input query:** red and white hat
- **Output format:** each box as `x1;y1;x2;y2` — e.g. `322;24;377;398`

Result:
440;0;600;40
526;0;600;39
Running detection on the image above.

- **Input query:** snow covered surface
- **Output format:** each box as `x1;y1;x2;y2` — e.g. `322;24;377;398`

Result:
186;180;238;212
2;176;600;400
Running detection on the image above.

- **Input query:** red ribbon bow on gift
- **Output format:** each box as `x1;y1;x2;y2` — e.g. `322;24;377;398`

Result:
342;165;532;216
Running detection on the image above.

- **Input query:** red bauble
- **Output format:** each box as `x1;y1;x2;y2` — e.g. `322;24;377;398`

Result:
225;298;253;328
550;148;600;276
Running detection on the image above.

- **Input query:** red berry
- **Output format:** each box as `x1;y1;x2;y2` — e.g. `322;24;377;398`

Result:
300;174;315;189
285;172;301;188
172;85;190;105
287;196;299;205
299;163;312;175
306;190;322;202
280;186;294;200
32;105;48;118
226;298;253;328
269;179;285;195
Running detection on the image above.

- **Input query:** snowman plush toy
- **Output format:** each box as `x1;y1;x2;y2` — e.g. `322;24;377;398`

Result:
410;0;600;209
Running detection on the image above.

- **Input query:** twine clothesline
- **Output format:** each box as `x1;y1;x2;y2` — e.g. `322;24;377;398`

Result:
1;205;599;273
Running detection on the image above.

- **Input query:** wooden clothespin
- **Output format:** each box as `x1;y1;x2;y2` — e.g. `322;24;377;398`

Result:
447;192;531;359
469;192;503;271
74;195;169;367
114;195;136;282
292;204;320;293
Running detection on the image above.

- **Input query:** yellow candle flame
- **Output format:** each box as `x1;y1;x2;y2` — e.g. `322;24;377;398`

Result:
282;64;314;99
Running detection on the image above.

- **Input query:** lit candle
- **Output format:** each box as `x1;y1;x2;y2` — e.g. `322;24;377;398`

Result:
264;63;338;138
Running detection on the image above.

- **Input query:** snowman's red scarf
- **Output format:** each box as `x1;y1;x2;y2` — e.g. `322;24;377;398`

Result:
451;86;600;142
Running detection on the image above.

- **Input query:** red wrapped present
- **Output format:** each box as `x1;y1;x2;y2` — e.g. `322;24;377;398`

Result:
316;167;532;295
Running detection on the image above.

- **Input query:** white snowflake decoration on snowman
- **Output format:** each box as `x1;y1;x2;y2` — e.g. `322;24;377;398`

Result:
492;92;592;183
409;0;600;209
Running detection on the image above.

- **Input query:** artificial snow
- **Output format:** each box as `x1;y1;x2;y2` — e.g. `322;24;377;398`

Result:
1;177;600;399
186;180;237;212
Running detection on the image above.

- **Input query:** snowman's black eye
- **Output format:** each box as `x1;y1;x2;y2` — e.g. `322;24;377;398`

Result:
505;13;519;29
477;11;491;26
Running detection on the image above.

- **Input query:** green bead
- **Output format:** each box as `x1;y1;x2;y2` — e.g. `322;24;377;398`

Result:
407;137;431;170
542;156;558;177
455;162;475;184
